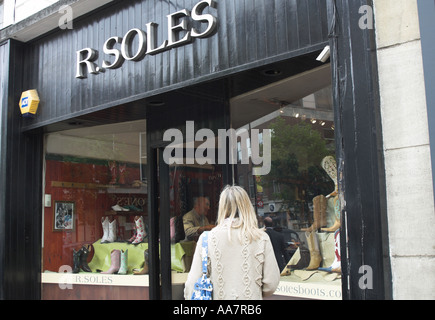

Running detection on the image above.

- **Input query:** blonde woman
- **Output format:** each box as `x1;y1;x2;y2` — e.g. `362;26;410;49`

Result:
184;185;280;300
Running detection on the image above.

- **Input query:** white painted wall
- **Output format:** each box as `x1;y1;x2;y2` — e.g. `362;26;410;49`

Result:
14;0;59;22
373;0;435;300
1;0;59;28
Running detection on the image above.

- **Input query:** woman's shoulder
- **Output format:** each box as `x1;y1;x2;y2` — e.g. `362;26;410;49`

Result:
258;229;272;242
208;224;228;238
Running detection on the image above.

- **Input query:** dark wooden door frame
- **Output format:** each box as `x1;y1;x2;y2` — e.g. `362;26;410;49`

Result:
147;142;172;300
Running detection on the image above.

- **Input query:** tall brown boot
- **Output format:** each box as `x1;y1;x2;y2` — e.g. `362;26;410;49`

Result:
305;231;322;270
302;195;327;232
133;249;149;275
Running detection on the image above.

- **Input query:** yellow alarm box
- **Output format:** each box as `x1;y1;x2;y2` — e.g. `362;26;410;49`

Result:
19;89;40;118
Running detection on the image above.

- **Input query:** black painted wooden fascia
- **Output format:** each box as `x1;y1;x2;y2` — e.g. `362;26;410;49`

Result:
327;0;392;300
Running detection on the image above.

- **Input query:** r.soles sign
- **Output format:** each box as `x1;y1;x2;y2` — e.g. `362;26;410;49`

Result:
76;0;217;79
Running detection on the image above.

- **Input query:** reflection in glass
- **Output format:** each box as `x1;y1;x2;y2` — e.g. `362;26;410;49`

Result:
231;78;342;300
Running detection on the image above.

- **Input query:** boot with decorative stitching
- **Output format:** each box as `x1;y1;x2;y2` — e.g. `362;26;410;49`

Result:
73;249;81;273
79;245;92;272
133;249;149;275
131;216;146;245
105;218;117;243
101;216;110;243
118;249;128;275
101;249;121;274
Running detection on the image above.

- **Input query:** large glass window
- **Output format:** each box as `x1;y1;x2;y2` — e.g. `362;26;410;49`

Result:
40;63;342;300
41;120;151;299
231;65;342;300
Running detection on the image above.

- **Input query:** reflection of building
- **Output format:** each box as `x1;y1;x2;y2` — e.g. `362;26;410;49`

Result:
235;85;336;233
0;0;434;301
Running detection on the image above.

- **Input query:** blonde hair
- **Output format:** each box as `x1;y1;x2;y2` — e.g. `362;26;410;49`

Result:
216;185;264;244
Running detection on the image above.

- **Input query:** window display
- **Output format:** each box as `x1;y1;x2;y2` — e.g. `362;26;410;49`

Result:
41;118;222;299
231;65;342;300
41;65;342;300
41;120;154;299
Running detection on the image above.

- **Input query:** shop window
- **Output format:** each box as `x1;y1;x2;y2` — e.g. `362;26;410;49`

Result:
41;120;152;299
230;65;342;300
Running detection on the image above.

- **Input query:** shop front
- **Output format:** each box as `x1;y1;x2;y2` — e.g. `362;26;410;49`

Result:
0;0;390;300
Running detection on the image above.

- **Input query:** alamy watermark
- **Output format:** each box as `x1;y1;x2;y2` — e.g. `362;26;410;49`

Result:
58;5;73;30
60;3;374;31
163;121;271;176
61;3;374;32
359;5;374;30
58;265;73;290
358;265;374;290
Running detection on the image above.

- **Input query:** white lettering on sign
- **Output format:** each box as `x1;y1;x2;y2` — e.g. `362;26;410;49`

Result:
76;0;217;79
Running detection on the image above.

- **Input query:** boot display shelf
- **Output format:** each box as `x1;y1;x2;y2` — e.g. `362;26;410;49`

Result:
51;181;147;194
274;231;342;300
41;240;194;287
105;210;147;216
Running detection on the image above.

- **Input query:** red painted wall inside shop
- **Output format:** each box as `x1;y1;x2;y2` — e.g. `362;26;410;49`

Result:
42;156;222;272
43;158;142;272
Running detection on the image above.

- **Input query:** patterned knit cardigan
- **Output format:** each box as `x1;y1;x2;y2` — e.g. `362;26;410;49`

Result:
184;219;280;300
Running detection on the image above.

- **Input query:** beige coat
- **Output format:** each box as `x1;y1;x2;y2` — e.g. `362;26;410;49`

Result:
184;219;280;300
183;209;211;241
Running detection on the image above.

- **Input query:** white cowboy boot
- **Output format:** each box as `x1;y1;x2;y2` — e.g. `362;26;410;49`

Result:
106;218;117;243
101;217;110;243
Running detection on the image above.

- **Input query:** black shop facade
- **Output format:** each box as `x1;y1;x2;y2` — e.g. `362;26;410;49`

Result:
0;0;390;300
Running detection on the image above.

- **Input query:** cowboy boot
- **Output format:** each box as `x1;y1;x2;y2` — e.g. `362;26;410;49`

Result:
319;229;341;273
321;156;338;198
127;220;137;244
108;161;117;184
101;249;121;274
79;245;92;272
106;218;117;243
302;195;327;232
290;246;311;270
131;216;146;245
305;231;322;270
118;249;128;275
101;216;110;243
133;249;149;275
280;245;311;276
118;163;126;185
73;249;82;273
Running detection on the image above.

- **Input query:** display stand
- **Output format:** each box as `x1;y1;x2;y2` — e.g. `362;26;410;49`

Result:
41;239;195;299
274;231;342;300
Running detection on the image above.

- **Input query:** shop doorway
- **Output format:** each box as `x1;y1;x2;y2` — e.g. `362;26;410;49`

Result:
148;143;224;299
144;84;229;299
